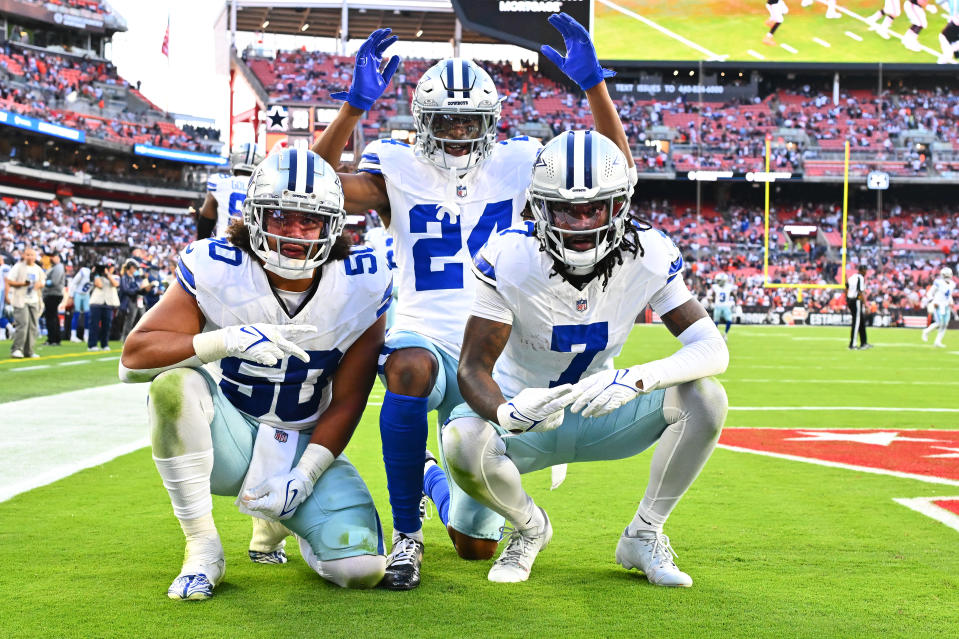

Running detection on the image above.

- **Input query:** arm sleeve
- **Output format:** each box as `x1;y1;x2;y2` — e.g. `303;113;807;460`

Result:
470;281;514;325
638;317;729;392
648;276;694;317
197;215;216;240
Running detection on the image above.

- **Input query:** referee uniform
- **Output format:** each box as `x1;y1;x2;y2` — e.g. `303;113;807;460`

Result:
846;266;870;350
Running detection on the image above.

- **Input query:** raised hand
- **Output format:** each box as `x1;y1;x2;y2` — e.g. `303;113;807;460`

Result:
540;12;615;91
330;28;400;111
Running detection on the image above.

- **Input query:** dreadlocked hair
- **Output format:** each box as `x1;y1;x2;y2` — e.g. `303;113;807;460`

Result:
541;213;653;291
225;219;353;263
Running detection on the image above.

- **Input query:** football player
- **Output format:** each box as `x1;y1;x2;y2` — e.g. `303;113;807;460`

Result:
710;272;737;340
444;130;729;586
198;143;263;239
867;0;903;39
938;5;959;63
902;0;931;51
921;266;957;347
364;224;397;329
313;16;629;589
119;147;393;599
801;0;842;18
764;0;789;46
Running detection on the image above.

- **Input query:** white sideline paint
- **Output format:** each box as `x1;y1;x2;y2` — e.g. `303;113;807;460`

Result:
596;0;727;60
718;445;959;486
893;497;959;533
729;406;959;412
0;383;149;502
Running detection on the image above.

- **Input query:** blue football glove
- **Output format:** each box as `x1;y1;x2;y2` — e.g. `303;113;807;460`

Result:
330;28;400;111
540;12;615;91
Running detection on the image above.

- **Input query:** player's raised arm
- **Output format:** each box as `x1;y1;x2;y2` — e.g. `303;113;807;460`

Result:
197;193;217;240
540;12;634;170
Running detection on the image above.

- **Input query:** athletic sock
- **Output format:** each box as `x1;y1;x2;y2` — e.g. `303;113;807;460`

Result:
423;462;451;526
628;510;664;535
380;391;429;535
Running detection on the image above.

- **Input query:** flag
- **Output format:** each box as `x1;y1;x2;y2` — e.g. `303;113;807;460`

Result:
161;16;170;58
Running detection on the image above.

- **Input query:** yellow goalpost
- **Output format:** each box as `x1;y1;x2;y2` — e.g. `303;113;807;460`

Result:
762;139;850;303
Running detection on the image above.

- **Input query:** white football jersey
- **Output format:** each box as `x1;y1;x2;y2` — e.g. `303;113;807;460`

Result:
207;173;251;237
364;226;396;272
711;283;736;309
176;238;392;430
930;277;956;311
357;135;541;358
471;222;690;398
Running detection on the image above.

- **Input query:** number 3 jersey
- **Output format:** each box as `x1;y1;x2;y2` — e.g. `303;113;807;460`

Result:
176;238;393;430
357;136;541;359
710;283;736;309
206;173;251;237
470;222;691;399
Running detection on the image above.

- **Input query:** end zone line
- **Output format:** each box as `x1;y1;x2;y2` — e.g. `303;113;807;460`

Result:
596;0;727;60
718;444;959;486
893;497;959;533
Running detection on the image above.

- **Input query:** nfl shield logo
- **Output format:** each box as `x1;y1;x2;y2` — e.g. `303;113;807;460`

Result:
576;298;588;312
456;184;467;198
274;430;289;443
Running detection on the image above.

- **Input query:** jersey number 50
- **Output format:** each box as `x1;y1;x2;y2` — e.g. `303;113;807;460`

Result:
409;200;512;291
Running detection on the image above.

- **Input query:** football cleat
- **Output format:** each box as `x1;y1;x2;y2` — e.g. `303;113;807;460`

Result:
859;344;874;350
248;518;290;564
488;508;552;583
762;34;776;46
934;342;946;348
616;529;692;587
379;533;424;590
167;536;225;601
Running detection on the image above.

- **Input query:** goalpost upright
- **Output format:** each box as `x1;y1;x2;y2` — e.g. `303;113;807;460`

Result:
762;139;850;303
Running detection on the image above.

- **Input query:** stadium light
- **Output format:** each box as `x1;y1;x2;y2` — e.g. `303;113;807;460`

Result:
262;20;269;28
416;29;423;38
301;23;309;31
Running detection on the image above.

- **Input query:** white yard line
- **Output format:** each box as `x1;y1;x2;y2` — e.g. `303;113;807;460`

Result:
829;1;942;56
0;383;149;502
718;444;959;486
893;497;959;533
724;378;959;386
813;37;832;47
747;49;766;60
10;364;50;371
781;43;799;54
596;0;728;61
845;30;863;42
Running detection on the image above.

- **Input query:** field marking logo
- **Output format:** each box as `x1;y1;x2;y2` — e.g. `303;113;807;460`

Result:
893;497;959;534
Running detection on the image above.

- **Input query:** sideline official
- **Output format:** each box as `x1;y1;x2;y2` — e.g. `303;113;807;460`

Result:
846;264;872;350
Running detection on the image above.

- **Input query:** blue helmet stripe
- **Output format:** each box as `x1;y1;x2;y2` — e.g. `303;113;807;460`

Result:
446;59;455;98
461;59;471;98
565;132;575;190
583;130;593;189
287;149;297;192
305;151;315;193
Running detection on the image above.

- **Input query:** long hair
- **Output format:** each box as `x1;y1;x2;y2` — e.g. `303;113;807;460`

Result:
542;212;652;290
225;219;353;263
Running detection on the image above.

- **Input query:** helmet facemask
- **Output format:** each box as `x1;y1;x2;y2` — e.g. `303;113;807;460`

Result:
245;193;345;280
411;58;502;177
531;191;630;271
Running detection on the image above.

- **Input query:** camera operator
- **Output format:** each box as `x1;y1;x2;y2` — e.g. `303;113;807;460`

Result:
87;259;120;352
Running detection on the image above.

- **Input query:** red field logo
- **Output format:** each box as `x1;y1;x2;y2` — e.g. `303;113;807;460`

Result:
719;428;959;483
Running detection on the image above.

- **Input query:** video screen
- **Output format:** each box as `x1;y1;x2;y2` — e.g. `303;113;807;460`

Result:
593;0;959;64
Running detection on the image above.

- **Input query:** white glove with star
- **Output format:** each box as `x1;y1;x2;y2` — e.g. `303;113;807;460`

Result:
242;443;335;520
570;367;658;418
193;323;317;366
496;384;579;433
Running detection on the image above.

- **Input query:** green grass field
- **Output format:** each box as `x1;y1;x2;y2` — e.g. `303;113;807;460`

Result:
1;326;958;638
594;0;952;64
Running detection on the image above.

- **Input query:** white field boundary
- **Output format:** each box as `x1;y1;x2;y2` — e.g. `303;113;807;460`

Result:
596;0;728;60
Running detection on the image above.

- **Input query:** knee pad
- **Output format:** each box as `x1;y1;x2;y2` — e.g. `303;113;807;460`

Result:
442;417;502;486
149;368;215;457
664;377;729;438
298;536;386;589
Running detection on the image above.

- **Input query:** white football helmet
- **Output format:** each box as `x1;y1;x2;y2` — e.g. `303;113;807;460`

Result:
716;272;728;285
528;130;633;270
411;58;502;175
243;147;345;279
941;266;953;279
230;143;265;176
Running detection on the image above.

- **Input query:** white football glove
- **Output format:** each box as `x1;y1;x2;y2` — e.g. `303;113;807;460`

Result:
242;444;334;520
242;468;312;520
496;384;579;433
193;323;317;366
570;367;657;418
